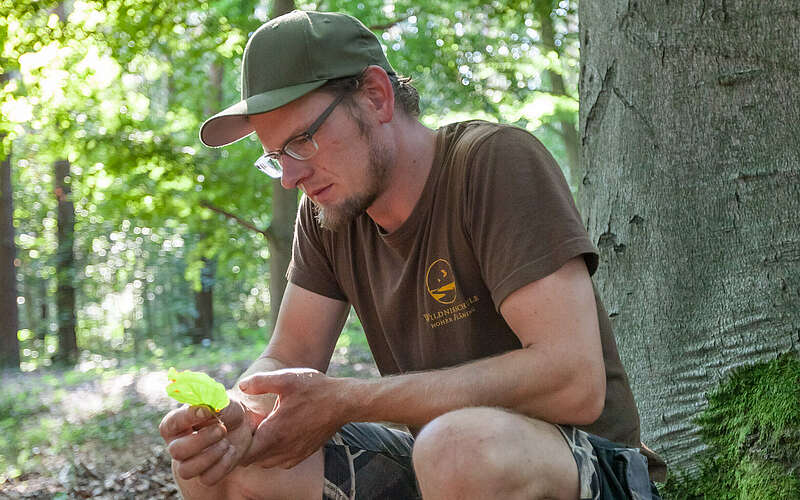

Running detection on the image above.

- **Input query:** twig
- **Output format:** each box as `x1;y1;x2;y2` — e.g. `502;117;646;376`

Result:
369;13;412;31
199;200;277;246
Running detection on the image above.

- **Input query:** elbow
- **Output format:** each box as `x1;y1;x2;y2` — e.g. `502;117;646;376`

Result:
569;370;606;426
574;379;606;425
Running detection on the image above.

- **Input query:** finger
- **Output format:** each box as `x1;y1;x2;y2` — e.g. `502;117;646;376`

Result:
160;405;217;441
174;438;231;480
240;418;280;466
198;443;239;486
216;399;244;431
238;372;290;395
167;421;227;462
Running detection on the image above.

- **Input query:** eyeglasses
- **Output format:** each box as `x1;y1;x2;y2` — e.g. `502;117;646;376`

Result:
254;94;345;178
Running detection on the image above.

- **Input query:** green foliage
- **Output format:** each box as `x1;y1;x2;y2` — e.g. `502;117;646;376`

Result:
166;367;230;411
662;352;800;499
3;0;580;368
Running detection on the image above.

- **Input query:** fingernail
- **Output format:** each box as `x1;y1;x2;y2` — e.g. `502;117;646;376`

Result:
195;406;210;419
238;380;249;391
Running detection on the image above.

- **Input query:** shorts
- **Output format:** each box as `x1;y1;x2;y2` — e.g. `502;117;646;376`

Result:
322;422;421;500
322;422;660;500
556;425;662;500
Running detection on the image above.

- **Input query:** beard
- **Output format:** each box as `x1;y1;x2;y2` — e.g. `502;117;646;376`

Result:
313;134;392;232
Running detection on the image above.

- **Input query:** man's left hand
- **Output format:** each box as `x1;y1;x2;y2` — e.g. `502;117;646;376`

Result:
237;368;346;469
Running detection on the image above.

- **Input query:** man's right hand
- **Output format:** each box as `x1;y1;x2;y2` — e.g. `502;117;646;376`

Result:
159;399;252;486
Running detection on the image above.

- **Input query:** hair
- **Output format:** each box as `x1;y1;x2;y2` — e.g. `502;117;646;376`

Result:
319;70;420;120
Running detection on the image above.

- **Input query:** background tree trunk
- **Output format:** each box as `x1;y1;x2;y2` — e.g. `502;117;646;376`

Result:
190;60;225;344
54;159;78;364
192;257;215;343
540;7;581;189
0;134;20;370
268;0;298;330
579;1;800;471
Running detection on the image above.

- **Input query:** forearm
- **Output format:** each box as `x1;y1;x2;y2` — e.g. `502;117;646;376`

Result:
343;346;605;429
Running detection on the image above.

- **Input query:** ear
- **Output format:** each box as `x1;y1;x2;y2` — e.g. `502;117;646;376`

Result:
358;65;395;124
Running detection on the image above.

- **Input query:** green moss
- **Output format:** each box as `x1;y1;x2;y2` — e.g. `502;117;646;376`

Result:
662;352;800;499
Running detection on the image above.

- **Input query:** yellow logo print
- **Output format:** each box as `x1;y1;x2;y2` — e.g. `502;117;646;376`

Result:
426;259;457;304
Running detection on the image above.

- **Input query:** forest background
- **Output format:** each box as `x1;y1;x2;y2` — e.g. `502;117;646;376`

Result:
1;0;798;498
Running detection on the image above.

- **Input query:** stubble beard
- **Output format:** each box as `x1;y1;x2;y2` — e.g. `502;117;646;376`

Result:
313;135;392;232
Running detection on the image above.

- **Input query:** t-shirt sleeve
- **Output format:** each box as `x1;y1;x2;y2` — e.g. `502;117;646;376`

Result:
463;126;598;309
286;195;348;301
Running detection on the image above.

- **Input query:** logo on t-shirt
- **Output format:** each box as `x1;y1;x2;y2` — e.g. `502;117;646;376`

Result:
426;259;457;304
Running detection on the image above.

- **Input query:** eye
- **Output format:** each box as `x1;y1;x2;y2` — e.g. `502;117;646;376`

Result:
286;135;318;160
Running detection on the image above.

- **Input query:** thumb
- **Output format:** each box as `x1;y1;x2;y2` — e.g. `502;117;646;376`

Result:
238;372;288;395
217;398;245;431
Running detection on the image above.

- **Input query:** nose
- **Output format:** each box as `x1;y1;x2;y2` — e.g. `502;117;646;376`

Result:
279;156;313;190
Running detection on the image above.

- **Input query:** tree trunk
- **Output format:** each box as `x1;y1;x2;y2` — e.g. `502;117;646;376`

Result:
579;1;800;471
268;0;298;330
540;8;581;190
54;159;78;364
0;135;20;370
192;257;215;343
38;277;48;340
22;273;37;336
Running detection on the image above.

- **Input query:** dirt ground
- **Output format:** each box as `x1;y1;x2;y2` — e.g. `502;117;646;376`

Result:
0;345;378;499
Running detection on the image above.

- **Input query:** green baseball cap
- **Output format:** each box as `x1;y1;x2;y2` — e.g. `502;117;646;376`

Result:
199;10;395;147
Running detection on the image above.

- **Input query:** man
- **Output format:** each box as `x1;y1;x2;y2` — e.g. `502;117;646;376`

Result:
160;10;665;500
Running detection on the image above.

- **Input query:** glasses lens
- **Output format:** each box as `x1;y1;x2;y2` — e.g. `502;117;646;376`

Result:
285;135;318;161
254;154;283;178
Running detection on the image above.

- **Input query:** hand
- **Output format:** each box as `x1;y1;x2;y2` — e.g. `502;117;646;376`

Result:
159;398;252;485
237;368;346;469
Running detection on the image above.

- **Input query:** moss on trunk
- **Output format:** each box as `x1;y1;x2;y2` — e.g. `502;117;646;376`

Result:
663;351;800;499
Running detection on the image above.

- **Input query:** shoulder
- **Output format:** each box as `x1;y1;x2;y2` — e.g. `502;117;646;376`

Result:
440;121;557;175
440;123;561;199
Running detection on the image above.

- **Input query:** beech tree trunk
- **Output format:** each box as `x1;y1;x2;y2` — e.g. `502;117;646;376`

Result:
268;0;299;330
0;136;20;370
54;159;78;364
579;1;800;471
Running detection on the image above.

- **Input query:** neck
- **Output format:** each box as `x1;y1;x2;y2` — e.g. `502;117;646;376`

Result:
366;118;437;233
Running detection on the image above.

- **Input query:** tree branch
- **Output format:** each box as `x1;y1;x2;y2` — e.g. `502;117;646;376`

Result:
369;14;412;31
199;200;277;246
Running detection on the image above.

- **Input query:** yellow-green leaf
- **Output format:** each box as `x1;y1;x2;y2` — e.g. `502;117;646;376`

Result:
165;367;229;412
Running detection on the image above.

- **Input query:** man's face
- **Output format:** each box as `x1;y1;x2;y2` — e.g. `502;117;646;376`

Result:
250;91;393;231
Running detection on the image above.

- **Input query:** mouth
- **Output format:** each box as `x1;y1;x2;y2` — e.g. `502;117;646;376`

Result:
309;184;333;202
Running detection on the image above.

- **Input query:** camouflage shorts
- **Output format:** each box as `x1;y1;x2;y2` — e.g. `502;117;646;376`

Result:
322;422;659;500
322;422;420;500
556;425;661;500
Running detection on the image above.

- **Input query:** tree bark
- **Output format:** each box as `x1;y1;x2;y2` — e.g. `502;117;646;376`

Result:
54;159;78;364
268;0;298;330
580;1;800;471
0;135;20;370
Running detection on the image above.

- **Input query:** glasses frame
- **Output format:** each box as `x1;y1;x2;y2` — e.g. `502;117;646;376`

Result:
254;94;346;178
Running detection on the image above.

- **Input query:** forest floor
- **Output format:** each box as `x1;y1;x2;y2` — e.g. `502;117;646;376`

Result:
0;344;379;499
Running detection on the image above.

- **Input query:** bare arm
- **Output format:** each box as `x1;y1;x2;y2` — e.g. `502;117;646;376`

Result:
161;282;349;487
233;282;350;416
240;257;606;467
344;256;605;426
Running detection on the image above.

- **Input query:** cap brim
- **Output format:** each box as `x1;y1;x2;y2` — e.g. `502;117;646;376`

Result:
199;80;328;147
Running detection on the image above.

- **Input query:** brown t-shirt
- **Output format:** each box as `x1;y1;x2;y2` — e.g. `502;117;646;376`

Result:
288;120;642;449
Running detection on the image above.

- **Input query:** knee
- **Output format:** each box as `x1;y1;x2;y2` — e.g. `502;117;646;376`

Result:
412;408;520;494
